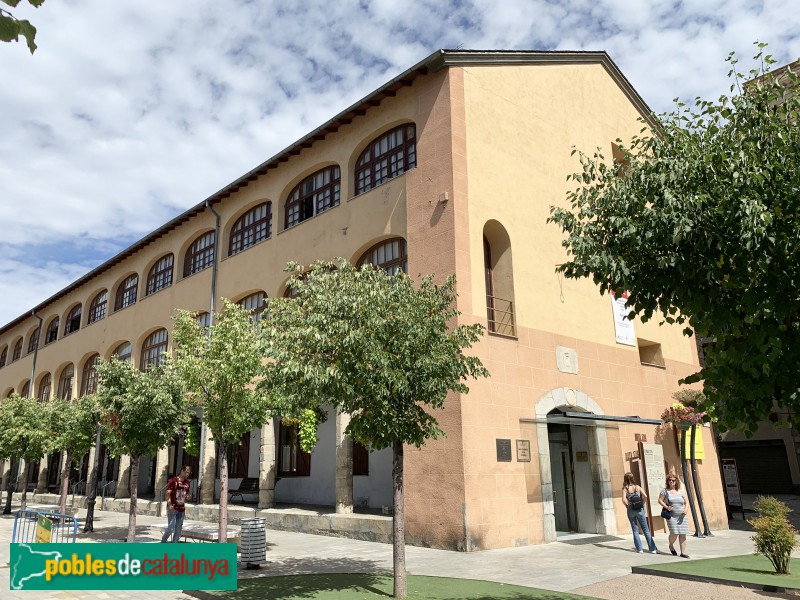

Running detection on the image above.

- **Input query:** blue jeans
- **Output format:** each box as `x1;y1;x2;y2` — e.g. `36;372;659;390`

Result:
627;507;656;552
161;510;185;543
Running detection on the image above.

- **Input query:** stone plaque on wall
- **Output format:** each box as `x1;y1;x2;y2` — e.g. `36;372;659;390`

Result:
516;440;531;462
556;346;579;374
496;439;512;462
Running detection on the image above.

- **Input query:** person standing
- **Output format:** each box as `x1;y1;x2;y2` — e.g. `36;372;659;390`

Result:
161;465;191;543
622;472;658;553
659;474;690;558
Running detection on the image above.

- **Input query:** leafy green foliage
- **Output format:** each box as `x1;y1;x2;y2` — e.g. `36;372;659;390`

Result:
750;496;799;574
95;358;189;460
0;0;45;54
549;45;800;433
49;394;97;459
261;260;489;451
182;417;201;458
0;392;52;463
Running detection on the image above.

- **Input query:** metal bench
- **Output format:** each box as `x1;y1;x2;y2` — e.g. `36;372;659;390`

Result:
228;477;259;502
154;522;240;543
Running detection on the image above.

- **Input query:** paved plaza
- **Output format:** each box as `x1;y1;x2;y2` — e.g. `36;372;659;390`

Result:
0;496;793;599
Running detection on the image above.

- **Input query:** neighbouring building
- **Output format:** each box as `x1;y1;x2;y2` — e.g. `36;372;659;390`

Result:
0;49;727;550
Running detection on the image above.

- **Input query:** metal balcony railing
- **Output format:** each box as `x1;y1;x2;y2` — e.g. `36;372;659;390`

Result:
486;295;516;337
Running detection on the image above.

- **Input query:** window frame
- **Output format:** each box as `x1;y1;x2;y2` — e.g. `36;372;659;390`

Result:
64;305;82;336
30;327;43;352
277;422;311;477
88;290;108;324
81;354;100;396
357;237;408;275
12;339;22;362
113;342;132;363
0;346;6;368
353;440;369;476
355;124;416;195
140;329;168;371
20;380;30;397
114;274;139;311
58;364;74;401
183;231;216;277
284;166;341;229
229;202;272;257
238;291;267;323
146;254;174;296
37;373;51;402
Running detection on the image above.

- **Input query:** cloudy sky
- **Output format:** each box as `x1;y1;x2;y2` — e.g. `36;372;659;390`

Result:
1;0;798;326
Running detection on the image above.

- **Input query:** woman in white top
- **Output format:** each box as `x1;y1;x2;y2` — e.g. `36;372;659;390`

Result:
659;474;690;558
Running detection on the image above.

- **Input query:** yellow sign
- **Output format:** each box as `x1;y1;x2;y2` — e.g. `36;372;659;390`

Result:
680;428;705;459
35;515;52;543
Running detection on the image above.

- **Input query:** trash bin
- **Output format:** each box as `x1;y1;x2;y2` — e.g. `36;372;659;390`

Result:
240;517;266;568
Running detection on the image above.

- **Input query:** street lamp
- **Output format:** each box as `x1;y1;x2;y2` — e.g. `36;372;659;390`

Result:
83;413;102;532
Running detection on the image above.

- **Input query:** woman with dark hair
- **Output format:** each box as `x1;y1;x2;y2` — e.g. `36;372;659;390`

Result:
622;471;657;553
659;474;690;558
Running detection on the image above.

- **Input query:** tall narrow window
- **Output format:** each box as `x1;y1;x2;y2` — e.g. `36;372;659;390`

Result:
146;254;174;296
81;354;100;396
196;312;211;329
115;274;138;311
483;221;517;337
88;290;107;324
229;203;271;256
64;305;82;335
353;440;369;476
0;346;6;368
278;422;311;476
38;373;51;401
30;327;42;352
357;237;408;275
58;364;74;401
184;231;216;277
20;380;30;397
355;124;416;195
238;292;267;323
113;342;132;363
12;339;22;362
285;166;340;228
141;329;168;371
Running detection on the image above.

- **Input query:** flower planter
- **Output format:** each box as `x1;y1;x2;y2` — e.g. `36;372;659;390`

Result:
675;421;693;431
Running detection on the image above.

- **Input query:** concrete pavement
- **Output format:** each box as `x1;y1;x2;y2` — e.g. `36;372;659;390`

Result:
0;498;771;599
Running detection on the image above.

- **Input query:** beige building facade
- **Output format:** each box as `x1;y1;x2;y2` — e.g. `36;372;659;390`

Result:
0;50;727;550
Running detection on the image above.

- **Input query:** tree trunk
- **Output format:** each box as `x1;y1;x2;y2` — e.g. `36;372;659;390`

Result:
127;453;139;543
392;440;406;599
19;460;31;510
59;450;74;515
218;442;228;543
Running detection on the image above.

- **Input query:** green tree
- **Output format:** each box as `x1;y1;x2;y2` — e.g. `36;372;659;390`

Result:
0;0;44;53
548;46;800;434
95;358;189;542
170;299;271;544
50;394;97;514
260;260;488;598
0;392;52;510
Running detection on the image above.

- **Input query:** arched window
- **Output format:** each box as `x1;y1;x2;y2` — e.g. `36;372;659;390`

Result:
81;354;100;396
115;274;138;311
29;327;42;352
113;342;132;363
38;373;51;401
20;380;30;397
483;221;517;337
229;203;271;256
196;312;211;329
238;292;267;323
58;364;74;401
88;290;107;324
12;339;22;362
355;124;416;195
64;305;82;335
146;254;174;296
285;166;340;229
0;346;6;368
357;238;408;275
44;318;58;345
184;231;216;277
141;329;168;370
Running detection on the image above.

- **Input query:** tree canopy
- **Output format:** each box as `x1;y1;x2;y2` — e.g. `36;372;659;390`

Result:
260;260;488;598
0;0;44;53
548;47;800;434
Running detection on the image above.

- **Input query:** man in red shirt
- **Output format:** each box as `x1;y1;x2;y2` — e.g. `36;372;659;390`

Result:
161;465;191;543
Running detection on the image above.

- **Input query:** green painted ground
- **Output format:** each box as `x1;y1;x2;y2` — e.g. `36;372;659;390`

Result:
208;573;585;599
641;554;800;589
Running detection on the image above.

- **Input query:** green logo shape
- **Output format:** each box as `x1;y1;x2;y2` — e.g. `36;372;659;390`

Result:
10;543;238;590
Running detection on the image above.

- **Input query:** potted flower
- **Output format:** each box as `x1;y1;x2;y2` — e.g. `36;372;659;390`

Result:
660;402;706;430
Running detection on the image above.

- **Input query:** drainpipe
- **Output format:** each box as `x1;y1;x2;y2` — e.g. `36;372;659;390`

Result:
197;200;221;502
29;310;43;398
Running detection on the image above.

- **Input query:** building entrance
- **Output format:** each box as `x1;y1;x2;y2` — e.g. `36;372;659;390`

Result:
548;423;577;532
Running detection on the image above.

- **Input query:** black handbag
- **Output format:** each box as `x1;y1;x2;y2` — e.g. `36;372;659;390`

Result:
660;488;672;519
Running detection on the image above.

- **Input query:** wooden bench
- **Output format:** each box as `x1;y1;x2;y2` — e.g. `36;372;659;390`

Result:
228;477;259;502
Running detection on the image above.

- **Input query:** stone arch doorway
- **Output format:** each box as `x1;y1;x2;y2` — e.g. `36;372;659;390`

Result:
534;387;616;542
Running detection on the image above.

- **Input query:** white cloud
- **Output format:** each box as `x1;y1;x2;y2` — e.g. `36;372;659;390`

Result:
1;0;798;326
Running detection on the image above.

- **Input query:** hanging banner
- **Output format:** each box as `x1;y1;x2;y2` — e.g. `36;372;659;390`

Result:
610;290;636;346
641;443;666;513
679;428;705;459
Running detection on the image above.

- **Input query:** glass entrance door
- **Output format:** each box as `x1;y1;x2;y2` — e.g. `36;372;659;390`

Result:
548;425;578;532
